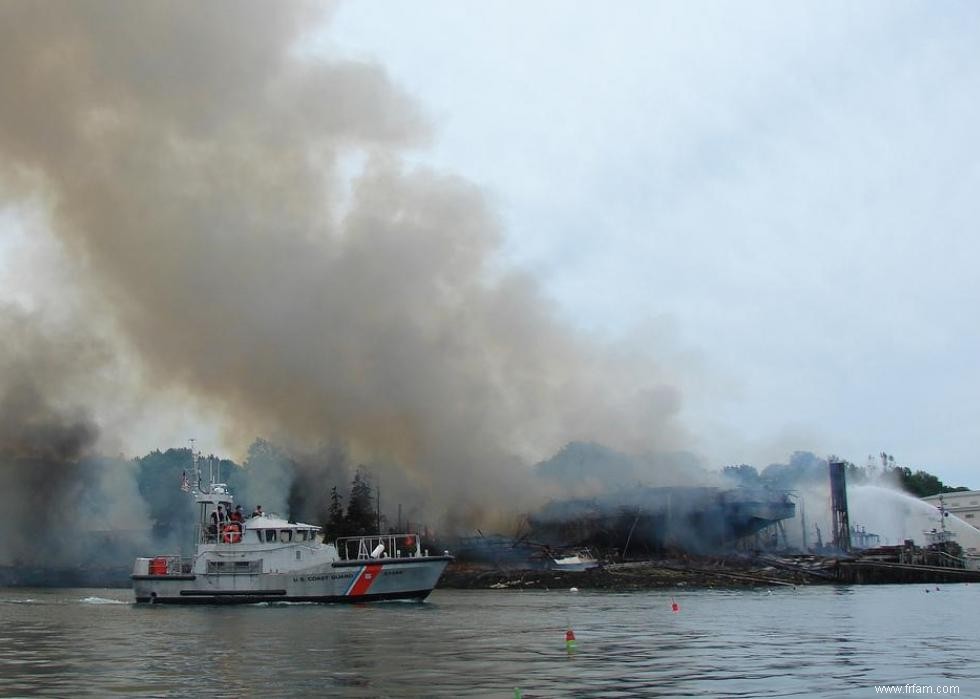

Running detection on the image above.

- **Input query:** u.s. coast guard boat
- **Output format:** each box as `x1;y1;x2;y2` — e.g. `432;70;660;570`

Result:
132;456;452;604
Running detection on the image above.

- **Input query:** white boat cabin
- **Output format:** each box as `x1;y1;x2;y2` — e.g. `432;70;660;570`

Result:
192;482;424;558
195;483;321;546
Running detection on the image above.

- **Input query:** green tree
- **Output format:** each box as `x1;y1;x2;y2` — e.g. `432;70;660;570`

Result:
891;467;969;498
722;464;761;486
345;468;375;535
135;448;196;545
760;451;830;487
325;485;346;539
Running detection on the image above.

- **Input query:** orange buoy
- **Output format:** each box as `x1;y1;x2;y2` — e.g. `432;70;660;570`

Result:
565;628;576;650
671;598;680;613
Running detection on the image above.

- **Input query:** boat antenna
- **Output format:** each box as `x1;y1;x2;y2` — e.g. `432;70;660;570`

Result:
189;437;208;494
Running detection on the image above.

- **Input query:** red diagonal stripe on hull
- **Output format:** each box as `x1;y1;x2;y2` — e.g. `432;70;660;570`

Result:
349;563;383;596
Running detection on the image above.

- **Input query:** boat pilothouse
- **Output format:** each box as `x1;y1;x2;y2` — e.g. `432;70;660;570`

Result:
133;452;453;604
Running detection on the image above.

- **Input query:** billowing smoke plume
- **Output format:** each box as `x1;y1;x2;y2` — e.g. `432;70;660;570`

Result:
0;308;152;567
0;312;100;559
0;1;693;531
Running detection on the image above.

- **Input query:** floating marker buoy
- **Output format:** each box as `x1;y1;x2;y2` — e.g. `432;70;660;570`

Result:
565;628;576;650
570;587;579;593
671;597;680;613
514;688;523;698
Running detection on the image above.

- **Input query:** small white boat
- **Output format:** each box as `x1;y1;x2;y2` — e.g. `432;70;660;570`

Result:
551;549;599;572
132;455;452;604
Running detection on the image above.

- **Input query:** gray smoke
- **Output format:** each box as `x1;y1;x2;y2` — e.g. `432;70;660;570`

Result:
0;307;152;566
0;1;694;528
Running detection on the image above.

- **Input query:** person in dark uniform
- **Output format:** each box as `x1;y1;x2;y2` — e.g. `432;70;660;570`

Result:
208;505;225;542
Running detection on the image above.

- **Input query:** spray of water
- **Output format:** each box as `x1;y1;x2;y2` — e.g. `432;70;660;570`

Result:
849;484;980;553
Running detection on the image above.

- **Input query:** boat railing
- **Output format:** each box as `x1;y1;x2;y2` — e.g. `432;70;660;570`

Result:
197;521;248;544
335;533;425;561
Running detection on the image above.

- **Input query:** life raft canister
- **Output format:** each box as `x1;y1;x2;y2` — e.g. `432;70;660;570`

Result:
148;557;168;575
221;522;242;544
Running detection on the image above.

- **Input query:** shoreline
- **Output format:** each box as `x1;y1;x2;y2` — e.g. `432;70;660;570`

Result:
439;554;980;590
439;558;820;591
4;553;979;591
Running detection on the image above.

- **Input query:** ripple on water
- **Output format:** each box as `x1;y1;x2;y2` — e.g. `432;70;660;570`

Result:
0;585;976;697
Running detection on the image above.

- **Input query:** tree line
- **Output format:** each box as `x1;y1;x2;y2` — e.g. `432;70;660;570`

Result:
134;443;385;547
722;450;970;498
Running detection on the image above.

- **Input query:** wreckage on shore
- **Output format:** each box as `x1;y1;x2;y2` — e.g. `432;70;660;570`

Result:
529;485;796;556
454;485;796;566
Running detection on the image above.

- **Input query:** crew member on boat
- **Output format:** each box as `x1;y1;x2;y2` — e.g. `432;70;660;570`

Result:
207;505;226;542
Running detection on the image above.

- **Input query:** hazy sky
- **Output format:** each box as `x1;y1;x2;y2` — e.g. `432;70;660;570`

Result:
0;1;977;489
314;1;980;486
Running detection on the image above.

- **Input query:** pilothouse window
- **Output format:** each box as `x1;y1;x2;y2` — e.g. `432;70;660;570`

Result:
280;530;293;543
264;530;277;542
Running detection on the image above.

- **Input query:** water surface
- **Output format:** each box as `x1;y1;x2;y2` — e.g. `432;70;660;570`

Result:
0;584;976;697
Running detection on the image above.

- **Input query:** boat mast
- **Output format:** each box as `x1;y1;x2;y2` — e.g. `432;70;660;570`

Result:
189;438;199;492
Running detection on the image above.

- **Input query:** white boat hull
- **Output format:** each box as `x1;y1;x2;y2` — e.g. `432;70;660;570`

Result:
133;556;452;604
131;465;451;605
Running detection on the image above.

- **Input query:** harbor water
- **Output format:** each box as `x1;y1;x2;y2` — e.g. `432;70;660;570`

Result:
0;584;976;697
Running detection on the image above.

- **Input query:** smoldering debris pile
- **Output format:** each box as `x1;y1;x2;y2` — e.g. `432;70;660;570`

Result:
526;485;796;557
445;483;797;570
439;557;816;591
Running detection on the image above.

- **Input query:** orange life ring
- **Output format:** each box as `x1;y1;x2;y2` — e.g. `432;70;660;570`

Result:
403;535;415;548
221;523;242;544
